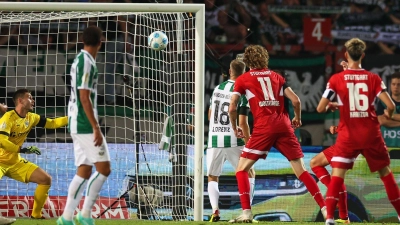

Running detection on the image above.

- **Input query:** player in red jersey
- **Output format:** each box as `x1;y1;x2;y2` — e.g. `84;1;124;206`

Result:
228;45;326;223
316;38;400;225
310;61;350;224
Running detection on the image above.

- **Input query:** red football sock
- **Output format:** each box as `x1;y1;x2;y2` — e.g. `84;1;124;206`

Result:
381;172;400;216
326;176;344;220
236;170;251;210
338;183;348;219
311;166;331;187
299;171;325;208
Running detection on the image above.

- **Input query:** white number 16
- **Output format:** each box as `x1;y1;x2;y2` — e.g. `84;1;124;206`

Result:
347;83;368;111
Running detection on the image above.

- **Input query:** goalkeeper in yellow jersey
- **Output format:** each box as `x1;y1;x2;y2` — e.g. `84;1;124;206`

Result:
0;89;68;219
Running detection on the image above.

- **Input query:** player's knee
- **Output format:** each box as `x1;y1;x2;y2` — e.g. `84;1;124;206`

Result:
42;173;52;185
378;166;391;178
98;168;111;177
208;175;218;182
247;168;255;178
309;157;318;168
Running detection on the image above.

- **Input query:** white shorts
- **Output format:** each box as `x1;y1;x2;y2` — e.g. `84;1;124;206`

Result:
206;146;243;176
71;133;111;166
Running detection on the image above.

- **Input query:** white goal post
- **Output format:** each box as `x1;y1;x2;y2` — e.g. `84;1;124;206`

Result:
0;2;204;221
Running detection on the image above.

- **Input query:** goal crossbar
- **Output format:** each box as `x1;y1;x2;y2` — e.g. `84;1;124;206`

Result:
0;2;204;13
0;2;205;222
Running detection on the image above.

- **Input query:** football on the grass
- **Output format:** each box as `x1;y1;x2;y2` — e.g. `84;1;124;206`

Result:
148;31;168;51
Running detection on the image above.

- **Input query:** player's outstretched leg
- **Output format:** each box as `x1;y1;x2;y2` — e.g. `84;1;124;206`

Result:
291;158;326;218
229;157;257;223
208;176;220;222
76;162;110;225
379;167;400;220
311;153;349;223
58;174;88;225
28;167;52;219
0;216;16;225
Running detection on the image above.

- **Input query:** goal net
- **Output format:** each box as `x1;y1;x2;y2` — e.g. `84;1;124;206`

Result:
0;2;204;221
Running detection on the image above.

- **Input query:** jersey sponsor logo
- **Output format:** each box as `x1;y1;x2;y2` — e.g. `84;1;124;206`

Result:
259;100;280;107
10;130;29;138
0;122;6;129
344;74;368;80
211;126;230;132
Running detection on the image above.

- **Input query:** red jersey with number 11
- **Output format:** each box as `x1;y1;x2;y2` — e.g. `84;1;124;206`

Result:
322;69;386;148
233;68;291;133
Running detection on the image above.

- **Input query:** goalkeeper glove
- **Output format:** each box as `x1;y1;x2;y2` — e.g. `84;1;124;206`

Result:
20;146;41;155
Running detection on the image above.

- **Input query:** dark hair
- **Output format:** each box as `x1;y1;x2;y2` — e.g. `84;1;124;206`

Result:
230;59;246;77
82;26;102;47
13;88;30;104
392;72;400;80
243;45;269;69
344;38;366;61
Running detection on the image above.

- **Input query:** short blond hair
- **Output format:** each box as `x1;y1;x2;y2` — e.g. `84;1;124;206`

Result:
243;45;269;69
230;59;246;77
344;38;366;61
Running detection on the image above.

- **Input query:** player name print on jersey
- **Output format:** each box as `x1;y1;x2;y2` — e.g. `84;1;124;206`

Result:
208;80;245;148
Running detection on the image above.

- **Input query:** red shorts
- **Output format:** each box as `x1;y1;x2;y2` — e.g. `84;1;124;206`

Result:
331;137;390;172
241;130;304;161
322;145;335;163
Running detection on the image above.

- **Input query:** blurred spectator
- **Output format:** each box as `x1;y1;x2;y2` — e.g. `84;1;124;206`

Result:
257;1;290;47
377;73;400;147
206;0;250;44
91;0;132;105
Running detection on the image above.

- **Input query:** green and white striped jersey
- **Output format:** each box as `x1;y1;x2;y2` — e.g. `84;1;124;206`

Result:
208;80;248;148
68;50;99;134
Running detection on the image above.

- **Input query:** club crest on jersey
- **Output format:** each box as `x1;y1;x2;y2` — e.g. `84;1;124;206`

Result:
24;121;29;127
0;122;6;129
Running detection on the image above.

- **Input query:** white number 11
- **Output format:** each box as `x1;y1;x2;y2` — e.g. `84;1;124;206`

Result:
257;77;275;100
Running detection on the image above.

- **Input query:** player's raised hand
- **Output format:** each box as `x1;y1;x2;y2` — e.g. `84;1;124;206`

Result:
292;117;302;129
340;61;348;70
329;126;338;134
93;127;103;147
20;146;41;155
0;103;7;114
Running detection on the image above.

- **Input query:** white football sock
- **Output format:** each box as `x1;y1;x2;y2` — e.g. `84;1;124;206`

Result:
208;181;219;213
63;175;87;220
249;178;255;205
81;171;108;218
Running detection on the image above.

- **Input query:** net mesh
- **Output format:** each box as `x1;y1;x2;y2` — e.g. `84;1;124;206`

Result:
0;10;196;220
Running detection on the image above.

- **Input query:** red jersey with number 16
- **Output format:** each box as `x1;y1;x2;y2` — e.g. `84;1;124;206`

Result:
322;69;386;148
233;68;291;133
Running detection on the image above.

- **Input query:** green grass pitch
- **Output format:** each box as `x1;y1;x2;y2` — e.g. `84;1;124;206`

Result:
10;219;400;225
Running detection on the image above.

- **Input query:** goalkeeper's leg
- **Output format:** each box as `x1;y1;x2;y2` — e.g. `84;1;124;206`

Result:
27;166;52;219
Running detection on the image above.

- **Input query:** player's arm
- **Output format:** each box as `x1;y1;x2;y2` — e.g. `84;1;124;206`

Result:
238;95;250;143
377;91;397;127
229;94;240;131
34;115;68;129
375;99;399;126
0;103;7;116
0;118;20;153
284;87;301;120
238;107;250;144
80;89;100;131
